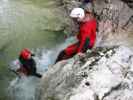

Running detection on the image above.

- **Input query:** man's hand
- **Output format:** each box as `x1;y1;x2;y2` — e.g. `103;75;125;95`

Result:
77;52;86;58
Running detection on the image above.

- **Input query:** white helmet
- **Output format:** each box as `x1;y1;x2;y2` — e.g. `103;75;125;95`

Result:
70;8;85;19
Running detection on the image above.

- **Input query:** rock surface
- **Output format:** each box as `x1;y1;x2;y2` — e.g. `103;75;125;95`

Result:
38;46;133;100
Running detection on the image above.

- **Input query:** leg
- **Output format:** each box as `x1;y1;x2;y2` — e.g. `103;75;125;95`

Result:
55;42;79;63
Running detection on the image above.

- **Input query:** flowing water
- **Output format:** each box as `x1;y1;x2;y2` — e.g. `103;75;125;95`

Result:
0;0;66;99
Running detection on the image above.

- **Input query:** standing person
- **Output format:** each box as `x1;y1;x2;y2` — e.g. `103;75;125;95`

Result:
55;6;97;63
17;48;42;78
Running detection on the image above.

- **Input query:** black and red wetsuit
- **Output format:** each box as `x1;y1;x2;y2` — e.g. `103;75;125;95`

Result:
56;19;97;62
18;56;42;78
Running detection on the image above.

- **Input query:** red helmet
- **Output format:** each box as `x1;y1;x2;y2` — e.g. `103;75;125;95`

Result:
20;48;31;60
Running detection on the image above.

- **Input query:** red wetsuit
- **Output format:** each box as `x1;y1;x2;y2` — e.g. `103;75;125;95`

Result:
65;19;97;56
55;19;97;62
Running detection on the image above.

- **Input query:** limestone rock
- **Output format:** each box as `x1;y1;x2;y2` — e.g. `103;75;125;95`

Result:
38;46;133;100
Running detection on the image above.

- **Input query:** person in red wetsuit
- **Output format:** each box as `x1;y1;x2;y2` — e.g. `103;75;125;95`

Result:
55;7;97;63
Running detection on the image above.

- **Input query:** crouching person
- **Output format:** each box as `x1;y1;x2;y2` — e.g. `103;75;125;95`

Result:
55;6;97;63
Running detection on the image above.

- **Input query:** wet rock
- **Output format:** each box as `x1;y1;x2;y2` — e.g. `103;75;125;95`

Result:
38;46;133;100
